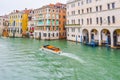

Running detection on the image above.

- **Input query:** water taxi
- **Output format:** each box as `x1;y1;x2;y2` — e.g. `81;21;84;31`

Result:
40;45;62;54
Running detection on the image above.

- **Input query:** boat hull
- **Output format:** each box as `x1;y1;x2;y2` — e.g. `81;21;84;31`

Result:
40;47;62;54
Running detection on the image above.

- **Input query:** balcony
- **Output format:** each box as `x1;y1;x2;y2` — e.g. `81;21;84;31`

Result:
46;23;50;26
35;22;44;26
33;17;43;20
65;24;81;28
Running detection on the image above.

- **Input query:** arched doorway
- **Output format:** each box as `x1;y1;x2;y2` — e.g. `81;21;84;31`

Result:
101;29;111;45
90;29;99;45
91;29;98;41
113;29;120;46
82;29;89;43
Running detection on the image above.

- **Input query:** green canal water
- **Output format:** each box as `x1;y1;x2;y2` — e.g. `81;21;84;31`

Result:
0;38;120;80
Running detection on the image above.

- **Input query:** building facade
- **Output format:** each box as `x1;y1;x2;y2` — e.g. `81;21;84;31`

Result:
34;3;66;40
22;9;32;37
28;10;35;37
8;9;32;37
56;3;66;39
66;0;120;48
0;15;9;36
8;10;23;37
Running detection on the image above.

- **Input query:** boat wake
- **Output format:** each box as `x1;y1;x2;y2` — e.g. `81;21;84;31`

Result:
39;48;85;63
60;52;85;63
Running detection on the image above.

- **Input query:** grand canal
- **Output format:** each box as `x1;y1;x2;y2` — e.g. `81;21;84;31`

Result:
0;38;120;80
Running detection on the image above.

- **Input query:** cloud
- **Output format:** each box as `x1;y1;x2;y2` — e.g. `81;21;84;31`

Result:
0;0;67;15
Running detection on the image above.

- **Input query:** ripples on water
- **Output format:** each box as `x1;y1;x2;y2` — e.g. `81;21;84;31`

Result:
0;38;120;80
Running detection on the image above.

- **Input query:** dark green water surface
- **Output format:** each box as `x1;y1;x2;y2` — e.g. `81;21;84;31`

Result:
0;38;120;80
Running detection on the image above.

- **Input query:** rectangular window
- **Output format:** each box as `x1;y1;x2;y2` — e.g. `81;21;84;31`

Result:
107;16;110;24
112;16;115;23
72;20;73;24
82;9;84;14
82;19;84;25
63;16;66;19
78;19;80;24
67;28;69;32
96;6;98;12
78;10;80;14
74;20;75;24
100;5;102;11
78;28;80;32
90;18;92;24
100;17;102;24
81;1;84;5
67;20;69;24
86;0;92;4
90;8;92;12
107;4;110;9
67;12;69;16
96;17;99;24
72;28;75;32
78;2;80;6
112;3;115;9
87;18;89;25
86;0;89;4
74;11;75;15
87;8;89;13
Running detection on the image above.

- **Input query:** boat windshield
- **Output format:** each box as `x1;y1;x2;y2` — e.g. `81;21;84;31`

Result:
43;45;50;48
43;45;60;51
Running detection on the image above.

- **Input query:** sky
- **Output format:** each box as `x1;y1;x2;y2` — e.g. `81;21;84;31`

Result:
0;0;67;15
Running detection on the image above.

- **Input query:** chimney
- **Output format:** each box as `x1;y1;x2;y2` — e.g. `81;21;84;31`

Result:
25;8;27;10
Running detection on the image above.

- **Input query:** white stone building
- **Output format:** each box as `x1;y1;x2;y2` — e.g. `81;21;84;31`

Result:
0;15;9;36
66;0;120;48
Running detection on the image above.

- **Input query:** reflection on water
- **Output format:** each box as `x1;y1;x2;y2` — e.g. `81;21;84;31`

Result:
0;38;120;80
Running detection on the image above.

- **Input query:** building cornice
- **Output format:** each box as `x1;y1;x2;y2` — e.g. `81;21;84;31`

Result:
67;0;81;4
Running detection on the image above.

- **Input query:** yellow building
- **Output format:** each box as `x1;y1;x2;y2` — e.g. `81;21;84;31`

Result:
22;12;28;36
8;9;30;37
22;9;31;37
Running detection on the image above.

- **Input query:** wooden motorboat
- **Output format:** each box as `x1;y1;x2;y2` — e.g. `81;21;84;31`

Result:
40;45;62;54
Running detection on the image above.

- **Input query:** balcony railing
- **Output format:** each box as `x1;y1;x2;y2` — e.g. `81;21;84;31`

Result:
65;24;81;28
65;24;80;26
